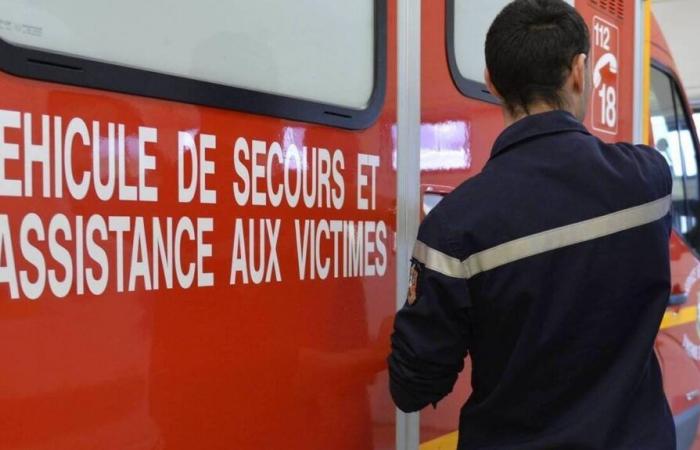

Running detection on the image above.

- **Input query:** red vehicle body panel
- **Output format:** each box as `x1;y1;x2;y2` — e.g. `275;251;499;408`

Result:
0;1;398;449
0;1;699;449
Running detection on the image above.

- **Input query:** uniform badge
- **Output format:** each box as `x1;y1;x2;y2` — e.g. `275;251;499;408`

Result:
407;262;420;306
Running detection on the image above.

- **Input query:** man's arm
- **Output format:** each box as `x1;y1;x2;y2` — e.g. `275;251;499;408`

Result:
388;208;473;412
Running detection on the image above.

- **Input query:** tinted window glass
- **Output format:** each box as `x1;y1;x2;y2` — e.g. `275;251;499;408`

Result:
453;0;511;83
0;0;375;109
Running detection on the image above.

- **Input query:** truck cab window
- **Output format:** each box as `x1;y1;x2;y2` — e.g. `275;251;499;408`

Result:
650;66;700;250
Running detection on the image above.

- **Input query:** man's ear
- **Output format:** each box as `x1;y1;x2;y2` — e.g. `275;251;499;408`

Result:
571;53;587;94
484;68;503;100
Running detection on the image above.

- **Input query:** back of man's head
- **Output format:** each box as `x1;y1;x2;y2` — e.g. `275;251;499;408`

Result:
485;0;590;116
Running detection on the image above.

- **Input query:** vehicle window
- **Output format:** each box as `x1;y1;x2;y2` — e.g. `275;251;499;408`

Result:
0;0;384;128
452;0;510;85
447;0;573;102
674;87;700;243
650;66;700;248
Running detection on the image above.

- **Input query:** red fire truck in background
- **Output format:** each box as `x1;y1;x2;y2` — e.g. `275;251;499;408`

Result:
0;1;698;449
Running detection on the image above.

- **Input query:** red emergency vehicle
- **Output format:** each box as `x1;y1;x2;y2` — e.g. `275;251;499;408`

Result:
0;1;697;449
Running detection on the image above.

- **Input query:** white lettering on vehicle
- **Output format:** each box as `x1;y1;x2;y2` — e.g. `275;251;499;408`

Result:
0;110;389;300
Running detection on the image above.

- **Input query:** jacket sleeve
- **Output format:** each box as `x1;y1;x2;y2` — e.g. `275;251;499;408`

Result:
638;143;674;236
388;208;473;413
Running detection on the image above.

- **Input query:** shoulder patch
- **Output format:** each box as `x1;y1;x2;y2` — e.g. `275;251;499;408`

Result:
407;261;421;306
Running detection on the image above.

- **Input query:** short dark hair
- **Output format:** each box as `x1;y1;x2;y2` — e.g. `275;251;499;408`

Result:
485;0;590;114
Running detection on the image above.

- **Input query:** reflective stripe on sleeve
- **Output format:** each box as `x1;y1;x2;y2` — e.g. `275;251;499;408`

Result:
413;195;671;280
464;195;671;278
413;240;469;279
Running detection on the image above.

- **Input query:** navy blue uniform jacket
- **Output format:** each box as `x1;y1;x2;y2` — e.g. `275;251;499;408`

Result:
388;111;675;449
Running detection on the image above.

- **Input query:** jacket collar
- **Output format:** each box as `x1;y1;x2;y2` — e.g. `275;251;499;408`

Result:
490;110;590;160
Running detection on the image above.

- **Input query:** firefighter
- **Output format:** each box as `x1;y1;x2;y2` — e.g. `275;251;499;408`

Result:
388;0;676;448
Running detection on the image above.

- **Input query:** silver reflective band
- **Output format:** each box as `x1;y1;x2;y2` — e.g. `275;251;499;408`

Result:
413;195;671;280
464;195;671;278
413;241;469;279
